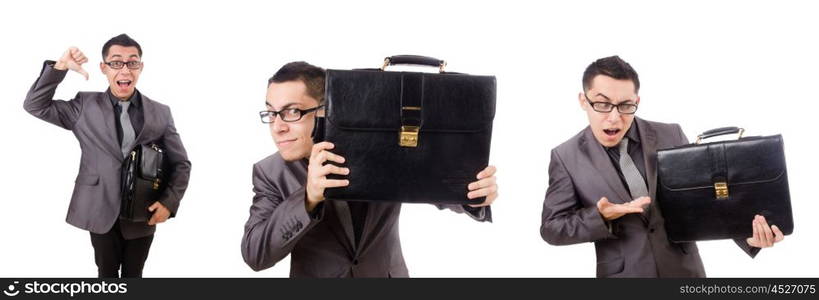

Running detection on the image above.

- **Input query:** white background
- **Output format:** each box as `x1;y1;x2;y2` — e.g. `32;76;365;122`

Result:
0;0;816;277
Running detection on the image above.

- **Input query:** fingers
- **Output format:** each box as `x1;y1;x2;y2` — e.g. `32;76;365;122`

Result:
611;205;644;214
310;142;335;160
759;215;774;247
596;197;611;212
468;190;497;207
71;49;86;62
77;67;89;80
629;196;651;208
66;48;89;80
771;225;785;243
148;214;167;226
467;182;497;199
147;202;169;226
476;165;496;179
753;216;766;246
147;208;169;226
599;197;647;212
597;197;624;221
468;175;496;191
309;166;349;184
322;179;350;188
315;149;346;165
62;47;77;63
310;142;345;167
314;164;350;188
318;164;349;177
56;47;88;75
469;166;499;207
467;168;498;205
68;46;80;56
70;47;87;64
752;215;771;247
608;199;644;214
66;47;88;71
597;197;644;221
306;142;350;203
750;216;762;247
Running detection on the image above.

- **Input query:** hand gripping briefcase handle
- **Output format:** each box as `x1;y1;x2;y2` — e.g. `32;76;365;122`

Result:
696;126;745;144
382;55;447;73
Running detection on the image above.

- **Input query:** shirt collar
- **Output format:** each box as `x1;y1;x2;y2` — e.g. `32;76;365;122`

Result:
107;88;141;108
624;120;640;144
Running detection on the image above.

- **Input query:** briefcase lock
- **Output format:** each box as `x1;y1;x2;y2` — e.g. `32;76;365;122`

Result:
152;179;161;190
399;126;420;147
714;182;729;199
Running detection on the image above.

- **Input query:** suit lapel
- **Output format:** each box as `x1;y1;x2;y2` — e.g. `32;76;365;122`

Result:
356;203;377;256
133;93;154;146
98;90;156;161
97;94;126;161
581;127;632;204
329;200;357;252
636;117;659;221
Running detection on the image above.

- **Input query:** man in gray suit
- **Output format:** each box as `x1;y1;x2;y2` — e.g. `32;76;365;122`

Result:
23;34;191;277
241;62;498;277
540;56;785;277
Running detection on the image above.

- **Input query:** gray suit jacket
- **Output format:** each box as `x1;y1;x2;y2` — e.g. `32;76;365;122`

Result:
241;153;490;277
540;117;758;278
24;61;191;240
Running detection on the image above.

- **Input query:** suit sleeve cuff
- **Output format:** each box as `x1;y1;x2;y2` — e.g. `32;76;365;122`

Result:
280;189;323;242
307;201;326;221
462;205;492;222
39;60;68;82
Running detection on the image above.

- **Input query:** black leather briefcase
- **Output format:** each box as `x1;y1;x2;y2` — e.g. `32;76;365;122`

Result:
120;143;166;222
318;55;496;205
656;127;793;242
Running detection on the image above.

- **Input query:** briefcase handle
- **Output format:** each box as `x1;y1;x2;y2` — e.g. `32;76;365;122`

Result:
382;55;447;73
696;126;745;144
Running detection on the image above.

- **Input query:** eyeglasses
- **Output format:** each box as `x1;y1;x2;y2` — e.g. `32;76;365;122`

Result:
104;61;142;70
260;105;324;123
584;93;638;114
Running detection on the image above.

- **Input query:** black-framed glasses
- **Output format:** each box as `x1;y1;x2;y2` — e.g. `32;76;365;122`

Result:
584;93;638;114
260;105;324;123
104;61;142;70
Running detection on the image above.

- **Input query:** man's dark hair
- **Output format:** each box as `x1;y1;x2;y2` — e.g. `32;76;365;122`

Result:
582;55;640;94
101;34;143;59
268;61;326;104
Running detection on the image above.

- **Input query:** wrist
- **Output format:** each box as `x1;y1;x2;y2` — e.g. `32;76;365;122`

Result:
53;60;68;70
305;192;323;212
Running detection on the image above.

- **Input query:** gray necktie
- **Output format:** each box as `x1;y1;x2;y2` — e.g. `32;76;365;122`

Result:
119;101;136;158
618;138;648;200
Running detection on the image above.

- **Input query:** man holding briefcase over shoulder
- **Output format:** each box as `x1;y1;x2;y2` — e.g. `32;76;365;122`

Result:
242;61;498;277
539;55;785;277
23;34;191;278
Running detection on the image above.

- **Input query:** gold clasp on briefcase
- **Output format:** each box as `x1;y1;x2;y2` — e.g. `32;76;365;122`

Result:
152;179;161;190
714;182;729;199
399;126;420;147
